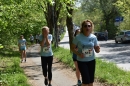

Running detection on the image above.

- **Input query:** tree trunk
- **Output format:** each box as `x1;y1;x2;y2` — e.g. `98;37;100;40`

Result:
66;4;73;50
43;3;53;35
42;1;62;48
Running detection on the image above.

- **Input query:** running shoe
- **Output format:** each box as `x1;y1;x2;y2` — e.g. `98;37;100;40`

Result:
48;84;52;86
77;80;81;86
44;78;48;85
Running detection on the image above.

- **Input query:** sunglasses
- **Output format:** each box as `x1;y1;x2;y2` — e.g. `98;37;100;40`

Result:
83;25;92;28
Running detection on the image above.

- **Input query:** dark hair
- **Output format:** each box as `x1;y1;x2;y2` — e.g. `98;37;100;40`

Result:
20;35;23;37
74;29;80;37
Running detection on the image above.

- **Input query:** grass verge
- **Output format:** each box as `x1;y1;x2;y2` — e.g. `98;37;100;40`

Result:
0;47;30;86
53;46;130;86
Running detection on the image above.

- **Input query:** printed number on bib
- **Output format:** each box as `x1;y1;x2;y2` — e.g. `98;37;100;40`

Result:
43;47;50;53
21;43;25;46
82;48;92;57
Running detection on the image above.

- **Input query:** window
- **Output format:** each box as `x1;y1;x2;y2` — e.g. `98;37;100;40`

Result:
125;31;130;34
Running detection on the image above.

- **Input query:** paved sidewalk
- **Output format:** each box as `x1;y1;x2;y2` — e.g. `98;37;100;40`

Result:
20;44;102;86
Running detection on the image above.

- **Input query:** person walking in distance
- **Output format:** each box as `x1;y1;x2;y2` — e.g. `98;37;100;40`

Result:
18;35;27;63
104;30;108;41
39;26;53;86
35;34;39;44
30;34;34;44
71;19;100;86
72;28;82;86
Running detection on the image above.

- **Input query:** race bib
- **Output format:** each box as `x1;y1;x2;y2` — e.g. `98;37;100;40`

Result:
43;47;50;53
21;43;25;46
82;48;93;57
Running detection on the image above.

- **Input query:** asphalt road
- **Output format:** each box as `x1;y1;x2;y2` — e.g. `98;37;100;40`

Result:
96;40;130;71
59;29;130;71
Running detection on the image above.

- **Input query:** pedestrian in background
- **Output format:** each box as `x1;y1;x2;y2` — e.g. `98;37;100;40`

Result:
35;34;39;44
30;34;34;44
72;28;82;86
18;35;27;63
71;19;100;86
39;26;53;86
104;30;108;41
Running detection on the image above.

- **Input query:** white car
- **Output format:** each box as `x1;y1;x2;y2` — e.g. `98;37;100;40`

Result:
115;30;130;43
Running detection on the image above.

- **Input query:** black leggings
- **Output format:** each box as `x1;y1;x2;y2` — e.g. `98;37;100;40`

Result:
41;56;53;80
78;59;95;84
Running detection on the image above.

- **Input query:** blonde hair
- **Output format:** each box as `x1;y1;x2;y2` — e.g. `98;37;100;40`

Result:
80;19;94;33
42;26;49;31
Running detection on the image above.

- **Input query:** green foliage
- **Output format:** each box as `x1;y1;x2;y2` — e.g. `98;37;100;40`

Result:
74;0;130;38
0;0;46;46
0;43;31;86
74;0;104;32
0;44;3;49
114;0;130;31
0;55;30;86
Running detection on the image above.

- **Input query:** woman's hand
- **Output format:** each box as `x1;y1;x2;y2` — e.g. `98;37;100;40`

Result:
77;53;84;58
94;45;100;53
43;28;49;38
71;44;84;58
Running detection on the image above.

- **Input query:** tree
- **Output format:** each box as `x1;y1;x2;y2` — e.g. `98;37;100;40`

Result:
66;3;74;49
37;0;63;48
37;0;79;48
114;0;130;31
65;0;79;50
0;0;45;46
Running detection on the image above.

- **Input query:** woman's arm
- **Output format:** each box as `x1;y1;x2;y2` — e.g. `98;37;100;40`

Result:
18;42;20;51
40;38;46;47
70;43;84;58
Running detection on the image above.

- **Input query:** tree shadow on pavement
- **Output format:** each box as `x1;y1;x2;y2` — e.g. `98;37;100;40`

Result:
21;63;43;80
59;41;69;44
97;42;130;64
27;52;40;58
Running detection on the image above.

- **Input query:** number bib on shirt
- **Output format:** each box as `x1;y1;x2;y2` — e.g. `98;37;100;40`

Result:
43;46;50;53
82;48;93;57
21;43;25;46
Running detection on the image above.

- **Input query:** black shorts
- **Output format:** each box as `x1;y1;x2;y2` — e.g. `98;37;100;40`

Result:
77;59;95;84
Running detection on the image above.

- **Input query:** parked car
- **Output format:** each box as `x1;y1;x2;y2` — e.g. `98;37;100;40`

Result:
115;30;130;43
94;32;105;40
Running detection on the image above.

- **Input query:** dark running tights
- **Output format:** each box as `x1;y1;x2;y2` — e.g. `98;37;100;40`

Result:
41;56;53;80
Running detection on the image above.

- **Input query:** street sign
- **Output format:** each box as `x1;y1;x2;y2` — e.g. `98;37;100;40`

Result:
114;16;124;26
115;16;123;22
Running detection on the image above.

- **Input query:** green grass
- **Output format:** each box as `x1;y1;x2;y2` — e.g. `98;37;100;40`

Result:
53;46;74;68
96;59;130;86
0;48;30;86
53;46;130;86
